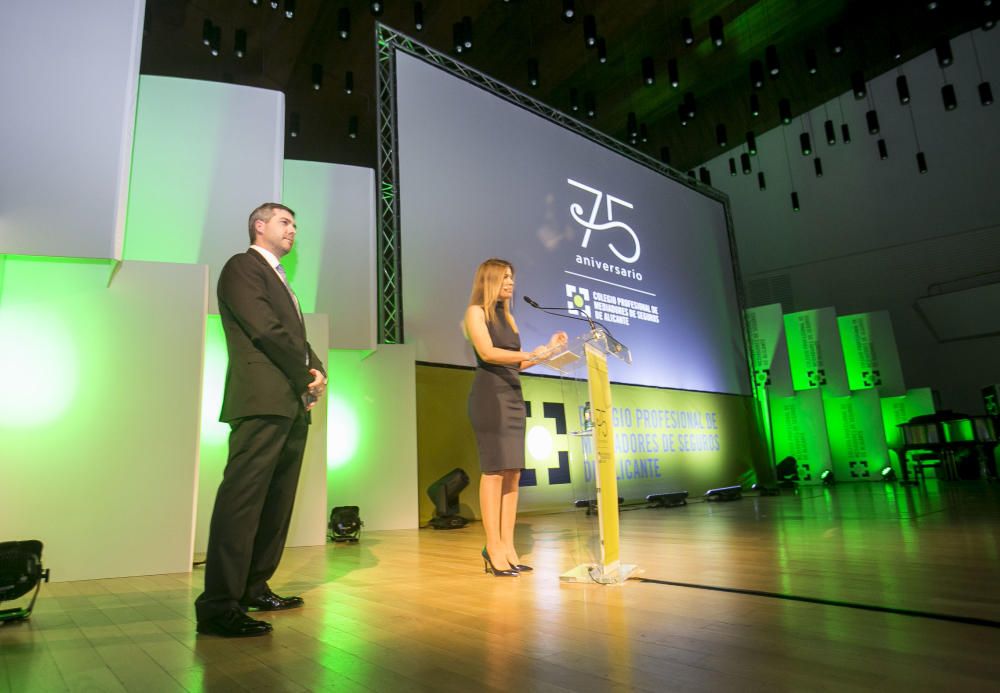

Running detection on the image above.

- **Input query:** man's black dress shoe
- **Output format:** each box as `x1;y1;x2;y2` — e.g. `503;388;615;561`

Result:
240;589;304;611
196;610;272;638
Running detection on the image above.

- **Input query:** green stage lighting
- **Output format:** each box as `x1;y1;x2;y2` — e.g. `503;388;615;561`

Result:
880;466;897;481
821;469;835;485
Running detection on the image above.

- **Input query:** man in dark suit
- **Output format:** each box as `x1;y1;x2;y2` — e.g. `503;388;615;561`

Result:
195;202;327;638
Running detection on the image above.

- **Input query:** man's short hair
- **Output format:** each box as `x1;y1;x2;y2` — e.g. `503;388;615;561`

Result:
248;203;295;244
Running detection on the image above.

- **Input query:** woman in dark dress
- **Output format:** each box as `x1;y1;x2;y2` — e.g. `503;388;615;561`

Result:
464;259;567;576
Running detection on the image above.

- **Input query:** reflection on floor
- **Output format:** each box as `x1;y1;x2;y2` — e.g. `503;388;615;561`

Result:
2;482;999;692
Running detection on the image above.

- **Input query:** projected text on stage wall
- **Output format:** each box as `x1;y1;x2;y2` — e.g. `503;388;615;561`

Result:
395;51;749;395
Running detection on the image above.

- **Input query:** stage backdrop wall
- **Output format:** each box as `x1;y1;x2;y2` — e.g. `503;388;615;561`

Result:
282;160;377;350
0;257;206;582
0;0;144;260
415;364;767;523
327;346;419;531
123;75;284;314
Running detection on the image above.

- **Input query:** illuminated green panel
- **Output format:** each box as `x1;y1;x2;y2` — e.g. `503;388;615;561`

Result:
0;256;112;427
326;350;373;471
280;161;329;314
122;78;220;264
200;315;229;446
824;390;890;480
769;389;831;484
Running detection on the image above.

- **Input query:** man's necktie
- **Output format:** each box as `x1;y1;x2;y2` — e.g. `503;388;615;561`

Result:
274;263;303;322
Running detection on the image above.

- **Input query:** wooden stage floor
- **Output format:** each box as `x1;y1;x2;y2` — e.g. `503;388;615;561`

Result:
3;482;999;692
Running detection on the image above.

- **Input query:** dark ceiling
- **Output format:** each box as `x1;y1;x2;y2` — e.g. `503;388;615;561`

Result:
141;1;994;173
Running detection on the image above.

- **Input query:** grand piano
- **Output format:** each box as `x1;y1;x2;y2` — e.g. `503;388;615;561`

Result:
897;410;998;482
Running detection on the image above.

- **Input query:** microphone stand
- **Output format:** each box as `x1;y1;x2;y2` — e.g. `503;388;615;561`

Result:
522;295;630;361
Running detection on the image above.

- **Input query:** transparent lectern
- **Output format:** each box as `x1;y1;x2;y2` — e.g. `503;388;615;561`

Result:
535;326;640;584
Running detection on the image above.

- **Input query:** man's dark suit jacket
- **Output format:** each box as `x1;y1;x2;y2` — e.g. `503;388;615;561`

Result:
217;249;324;422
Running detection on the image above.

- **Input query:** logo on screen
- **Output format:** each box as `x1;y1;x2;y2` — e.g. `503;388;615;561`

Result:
565;285;592;318
567;178;640;264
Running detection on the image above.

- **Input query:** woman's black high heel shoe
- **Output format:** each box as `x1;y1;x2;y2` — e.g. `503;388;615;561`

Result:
509;563;533;572
482;548;519;577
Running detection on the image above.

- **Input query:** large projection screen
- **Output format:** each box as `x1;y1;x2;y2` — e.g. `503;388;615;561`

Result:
395;49;749;395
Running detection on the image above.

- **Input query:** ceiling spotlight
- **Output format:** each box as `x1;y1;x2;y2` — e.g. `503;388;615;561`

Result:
935;37;953;67
338;8;350;39
750;93;760;117
289;112;300;138
779;98;792;124
709;16;724;48
824;119;836;145
750;60;765;89
820;469;835;485
889;34;903;61
805;48;818;74
562;0;575;21
683;91;696;118
878;138;888;160
584;92;596;118
348;114;358;139
678;107;689;127
528;58;540;87
640;123;648;143
569;88;579;112
597;37;607;63
668;58;679;88
642;56;655;85
800;132;812;156
851;70;866;99
828;24;844;55
980;81;994;105
269;0;279;9
766;45;780;76
880;465;897;481
746;131;757;155
791;191;800;211
758;171;766;190
866;109;880;134
311;63;322;90
583;14;597;47
740;152;752;174
660;146;672;166
729;157;738;176
344;70;354;94
842;122;852;144
942;83;958;110
452;23;463;53
202;18;213;46
716;123;727;147
814;157;824;177
626;112;638;139
699;167;712;185
234;28;247;58
897;75;910;104
681;17;694;46
284;0;295;20
917;151;928;173
209;25;221;57
462;16;473;49
370;1;384;17
413;2;424;31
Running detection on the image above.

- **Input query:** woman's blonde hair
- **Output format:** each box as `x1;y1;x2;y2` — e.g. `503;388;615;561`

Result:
468;258;515;328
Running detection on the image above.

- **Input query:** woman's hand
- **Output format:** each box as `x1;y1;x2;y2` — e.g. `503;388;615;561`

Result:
548;331;569;350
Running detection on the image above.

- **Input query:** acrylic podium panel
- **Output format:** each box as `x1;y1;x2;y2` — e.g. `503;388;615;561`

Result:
537;328;638;584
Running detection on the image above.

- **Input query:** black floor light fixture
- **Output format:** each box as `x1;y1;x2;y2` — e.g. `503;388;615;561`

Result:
0;540;49;623
329;506;363;542
427;467;470;529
